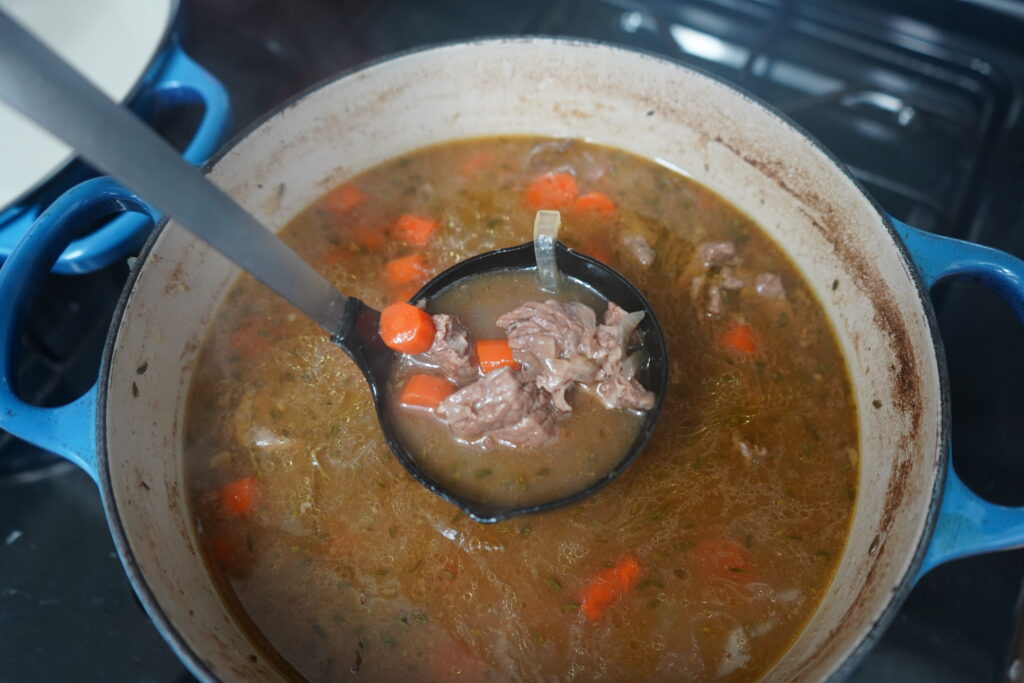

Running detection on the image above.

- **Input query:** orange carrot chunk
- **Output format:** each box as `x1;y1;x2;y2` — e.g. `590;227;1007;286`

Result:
393;214;437;247
720;324;758;355
572;191;616;218
322;184;367;214
476;338;519;374
351;224;385;251
578;240;614;267
220;477;259;519
399;373;455;409
458;151;491;178
525;171;579;210
580;556;642;621
385;252;427;287
379;302;436;354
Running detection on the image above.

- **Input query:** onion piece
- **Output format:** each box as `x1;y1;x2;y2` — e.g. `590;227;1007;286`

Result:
622;350;648;380
533;210;561;293
616;310;645;345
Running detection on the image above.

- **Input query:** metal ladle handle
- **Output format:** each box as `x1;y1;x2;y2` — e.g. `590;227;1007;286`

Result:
0;10;351;336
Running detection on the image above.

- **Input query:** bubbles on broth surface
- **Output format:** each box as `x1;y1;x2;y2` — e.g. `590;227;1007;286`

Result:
183;136;857;682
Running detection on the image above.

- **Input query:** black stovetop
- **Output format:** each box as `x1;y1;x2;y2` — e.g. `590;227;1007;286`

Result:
3;1;1023;681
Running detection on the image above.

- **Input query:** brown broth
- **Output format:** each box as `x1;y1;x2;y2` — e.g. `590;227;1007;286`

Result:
389;269;644;507
184;136;858;682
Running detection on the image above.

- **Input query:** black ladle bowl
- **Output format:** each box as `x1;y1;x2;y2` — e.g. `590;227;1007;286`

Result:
0;11;667;523
336;240;669;523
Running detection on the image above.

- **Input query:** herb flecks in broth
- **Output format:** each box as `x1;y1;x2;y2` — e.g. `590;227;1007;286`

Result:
185;137;857;682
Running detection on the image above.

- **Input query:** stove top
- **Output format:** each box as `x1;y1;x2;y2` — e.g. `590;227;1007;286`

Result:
3;1;1023;681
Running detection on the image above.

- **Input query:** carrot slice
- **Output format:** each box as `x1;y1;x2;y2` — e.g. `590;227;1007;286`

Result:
351;224;385;251
393;214;437;247
220;477;259;519
525;171;578;210
580;556;642;621
578;240;614;267
476;339;519;374
379;302;436;354
385;252;428;287
458;151;491;178
572;191;616;218
322;184;367;215
399;374;455;409
720;324;758;355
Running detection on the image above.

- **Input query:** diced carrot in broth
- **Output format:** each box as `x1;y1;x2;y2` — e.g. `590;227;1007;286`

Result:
476;339;519;373
577;240;614;267
721;324;758;355
525;172;578;210
458;151;491;178
385;252;428;286
379;302;436;354
392;214;437;247
352;224;385;251
220;477;259;518
400;374;455;410
321;184;367;215
580;556;642;621
572;191;616;218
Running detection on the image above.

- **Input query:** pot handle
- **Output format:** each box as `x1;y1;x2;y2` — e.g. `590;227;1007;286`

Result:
0;43;230;275
0;178;156;483
891;217;1024;576
138;41;232;167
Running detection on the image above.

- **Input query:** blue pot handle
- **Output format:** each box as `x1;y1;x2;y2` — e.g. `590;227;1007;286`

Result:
0;42;230;275
144;41;232;167
891;217;1024;577
0;178;156;482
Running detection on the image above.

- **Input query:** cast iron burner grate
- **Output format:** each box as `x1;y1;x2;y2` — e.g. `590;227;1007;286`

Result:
542;0;1009;236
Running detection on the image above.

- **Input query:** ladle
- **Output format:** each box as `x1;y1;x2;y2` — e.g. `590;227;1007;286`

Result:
0;10;667;523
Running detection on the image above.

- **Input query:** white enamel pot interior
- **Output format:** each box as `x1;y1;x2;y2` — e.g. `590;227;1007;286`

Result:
99;38;944;681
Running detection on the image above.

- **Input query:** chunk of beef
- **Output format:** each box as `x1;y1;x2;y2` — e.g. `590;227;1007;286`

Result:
622;234;655;267
689;242;748;318
592;303;655;411
497;300;598;411
698;241;737;267
720;267;745;290
496;300;597;371
436;367;558;448
733;431;768;464
537;355;599;412
498;300;655;413
416;314;476;384
754;272;785;298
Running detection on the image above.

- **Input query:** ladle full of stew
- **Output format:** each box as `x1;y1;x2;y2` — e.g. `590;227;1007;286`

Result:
0;10;666;522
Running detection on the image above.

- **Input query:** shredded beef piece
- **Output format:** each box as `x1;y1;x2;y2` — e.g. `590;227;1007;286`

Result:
698;241;737;267
436;367;558;448
496;300;654;413
496;300;598;411
754;272;785;298
622;234;655;267
591;303;655;410
416;314;476;384
496;300;597;369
